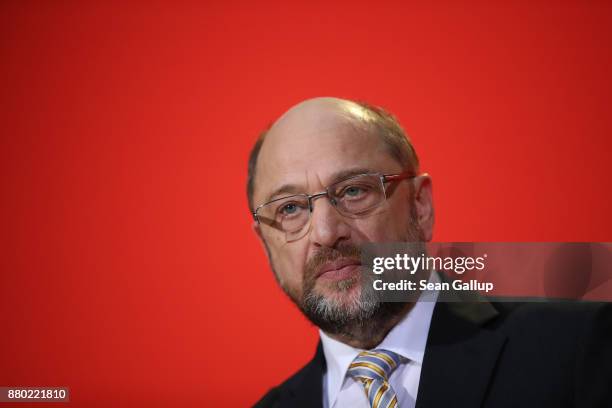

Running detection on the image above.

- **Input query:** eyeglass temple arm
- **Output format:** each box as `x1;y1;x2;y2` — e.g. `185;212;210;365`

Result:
253;212;286;231
383;170;416;182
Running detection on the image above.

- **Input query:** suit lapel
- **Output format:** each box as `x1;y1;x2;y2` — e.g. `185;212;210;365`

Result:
416;298;506;408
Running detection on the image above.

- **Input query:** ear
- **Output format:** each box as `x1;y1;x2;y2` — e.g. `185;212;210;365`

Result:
252;220;270;254
413;174;435;241
252;221;277;278
252;220;264;243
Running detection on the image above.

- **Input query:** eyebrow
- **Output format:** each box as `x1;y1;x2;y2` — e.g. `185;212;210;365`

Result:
264;167;377;204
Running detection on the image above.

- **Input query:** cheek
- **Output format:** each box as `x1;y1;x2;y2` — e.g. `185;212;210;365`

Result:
267;237;308;290
352;202;413;242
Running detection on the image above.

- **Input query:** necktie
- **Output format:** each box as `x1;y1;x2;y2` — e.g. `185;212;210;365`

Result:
347;349;403;408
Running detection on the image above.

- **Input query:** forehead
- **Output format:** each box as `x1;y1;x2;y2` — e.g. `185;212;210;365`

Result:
253;107;401;205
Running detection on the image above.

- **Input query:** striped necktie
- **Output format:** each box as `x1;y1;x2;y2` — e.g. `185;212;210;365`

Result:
347;349;403;408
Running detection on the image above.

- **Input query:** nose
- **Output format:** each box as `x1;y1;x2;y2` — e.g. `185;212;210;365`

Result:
308;194;351;248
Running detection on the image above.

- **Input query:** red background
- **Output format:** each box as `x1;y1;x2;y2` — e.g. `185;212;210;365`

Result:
1;1;611;406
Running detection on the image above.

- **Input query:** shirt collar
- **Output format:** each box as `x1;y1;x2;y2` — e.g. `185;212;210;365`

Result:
319;271;440;408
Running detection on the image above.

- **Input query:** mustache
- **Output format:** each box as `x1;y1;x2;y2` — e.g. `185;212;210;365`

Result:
304;243;362;280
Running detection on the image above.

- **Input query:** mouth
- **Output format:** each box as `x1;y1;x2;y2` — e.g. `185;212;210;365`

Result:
316;258;362;282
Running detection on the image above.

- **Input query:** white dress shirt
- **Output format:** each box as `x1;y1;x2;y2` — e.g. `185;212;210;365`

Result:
320;273;440;408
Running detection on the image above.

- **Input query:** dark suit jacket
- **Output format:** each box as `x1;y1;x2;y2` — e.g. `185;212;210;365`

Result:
253;300;612;408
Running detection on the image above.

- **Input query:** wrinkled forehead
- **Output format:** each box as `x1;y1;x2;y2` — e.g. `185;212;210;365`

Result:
253;105;399;206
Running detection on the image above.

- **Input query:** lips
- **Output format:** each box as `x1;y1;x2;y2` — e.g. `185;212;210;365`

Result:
316;258;361;281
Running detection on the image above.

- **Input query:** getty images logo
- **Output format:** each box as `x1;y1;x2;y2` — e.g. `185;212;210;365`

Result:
372;253;488;275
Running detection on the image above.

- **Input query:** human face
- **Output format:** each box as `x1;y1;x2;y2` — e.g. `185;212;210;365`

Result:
252;101;433;323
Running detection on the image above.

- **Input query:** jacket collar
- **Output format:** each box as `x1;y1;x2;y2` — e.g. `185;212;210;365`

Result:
416;291;506;408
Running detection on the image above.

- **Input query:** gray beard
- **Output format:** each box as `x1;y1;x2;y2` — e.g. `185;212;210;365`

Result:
300;276;407;339
270;206;426;341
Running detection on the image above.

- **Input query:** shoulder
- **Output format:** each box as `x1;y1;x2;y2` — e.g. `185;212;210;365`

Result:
494;301;612;352
426;299;612;406
252;368;305;408
253;385;282;408
252;344;326;408
430;299;611;359
252;364;310;408
488;301;612;405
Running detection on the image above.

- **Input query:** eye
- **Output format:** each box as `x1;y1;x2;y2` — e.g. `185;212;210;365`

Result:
280;203;298;215
277;201;307;217
341;185;370;199
345;186;363;197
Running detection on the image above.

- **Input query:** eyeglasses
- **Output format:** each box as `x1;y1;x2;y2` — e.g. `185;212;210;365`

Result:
253;170;415;241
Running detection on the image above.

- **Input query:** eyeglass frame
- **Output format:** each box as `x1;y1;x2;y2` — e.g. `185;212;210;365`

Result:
251;170;416;230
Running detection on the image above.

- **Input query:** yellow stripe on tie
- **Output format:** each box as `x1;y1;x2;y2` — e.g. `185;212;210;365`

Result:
364;378;373;395
348;361;387;378
372;382;388;408
386;395;398;408
371;352;397;369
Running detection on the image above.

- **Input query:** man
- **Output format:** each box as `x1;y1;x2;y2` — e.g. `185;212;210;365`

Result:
247;97;611;408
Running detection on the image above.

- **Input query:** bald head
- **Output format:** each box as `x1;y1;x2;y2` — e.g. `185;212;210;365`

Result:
269;97;378;137
247;97;419;211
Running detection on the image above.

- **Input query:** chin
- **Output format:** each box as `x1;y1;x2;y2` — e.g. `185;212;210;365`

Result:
315;277;363;308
